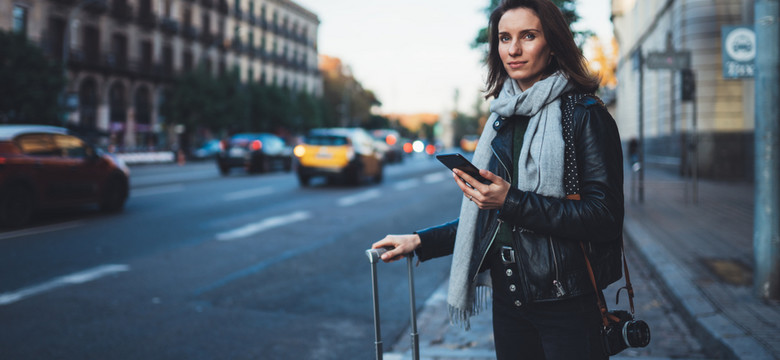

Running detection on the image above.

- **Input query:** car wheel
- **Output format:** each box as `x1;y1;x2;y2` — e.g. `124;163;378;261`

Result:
218;163;230;176
100;176;127;213
374;163;384;184
298;173;311;187
0;185;34;228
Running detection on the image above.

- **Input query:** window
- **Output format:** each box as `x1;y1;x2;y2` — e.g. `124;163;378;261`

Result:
53;134;90;158
16;134;58;156
13;5;27;35
140;40;153;72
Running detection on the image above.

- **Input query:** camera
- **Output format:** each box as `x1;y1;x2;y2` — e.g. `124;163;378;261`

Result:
602;310;651;355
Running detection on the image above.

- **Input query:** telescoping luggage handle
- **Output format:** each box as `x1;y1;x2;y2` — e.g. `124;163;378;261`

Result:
365;247;420;360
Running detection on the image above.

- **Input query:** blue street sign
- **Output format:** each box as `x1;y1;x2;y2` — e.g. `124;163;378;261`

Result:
722;25;756;79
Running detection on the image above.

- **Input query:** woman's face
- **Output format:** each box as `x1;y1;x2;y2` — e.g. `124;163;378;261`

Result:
497;7;551;91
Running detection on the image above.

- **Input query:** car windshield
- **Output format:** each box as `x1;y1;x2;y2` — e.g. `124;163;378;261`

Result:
306;135;348;146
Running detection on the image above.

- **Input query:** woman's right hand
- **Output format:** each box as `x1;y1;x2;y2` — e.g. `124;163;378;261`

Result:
371;234;421;263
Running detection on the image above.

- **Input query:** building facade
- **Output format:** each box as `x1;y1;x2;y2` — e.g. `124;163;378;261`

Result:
611;0;756;180
1;0;321;150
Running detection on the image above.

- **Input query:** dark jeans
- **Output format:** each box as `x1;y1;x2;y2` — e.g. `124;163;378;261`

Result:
489;251;607;360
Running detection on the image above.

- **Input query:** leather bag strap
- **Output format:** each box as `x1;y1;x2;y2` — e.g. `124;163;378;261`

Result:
561;93;636;323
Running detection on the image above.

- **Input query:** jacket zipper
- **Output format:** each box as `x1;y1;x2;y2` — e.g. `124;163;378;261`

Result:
472;143;513;282
473;220;503;282
490;144;512;184
549;236;567;297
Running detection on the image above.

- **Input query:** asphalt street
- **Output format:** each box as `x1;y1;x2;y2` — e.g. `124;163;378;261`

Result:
0;156;715;359
0;156;457;359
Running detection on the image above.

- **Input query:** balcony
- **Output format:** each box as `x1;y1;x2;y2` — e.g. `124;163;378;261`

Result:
183;25;199;41
104;53;129;71
160;18;179;35
199;31;213;46
231;39;243;53
110;3;134;23
84;1;109;14
216;35;228;51
137;12;157;29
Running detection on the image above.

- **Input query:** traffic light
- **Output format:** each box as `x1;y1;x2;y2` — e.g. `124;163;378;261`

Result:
681;69;695;101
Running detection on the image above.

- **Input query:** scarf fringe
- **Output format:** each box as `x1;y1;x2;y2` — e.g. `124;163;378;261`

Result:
448;285;492;331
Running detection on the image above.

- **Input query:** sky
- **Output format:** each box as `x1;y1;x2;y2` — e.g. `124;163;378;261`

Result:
293;0;614;115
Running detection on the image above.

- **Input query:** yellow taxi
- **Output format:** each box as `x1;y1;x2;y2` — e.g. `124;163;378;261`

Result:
460;134;479;153
293;128;384;186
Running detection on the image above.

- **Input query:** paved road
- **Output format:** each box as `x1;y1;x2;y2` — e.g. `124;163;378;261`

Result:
0;157;718;359
0;157;456;359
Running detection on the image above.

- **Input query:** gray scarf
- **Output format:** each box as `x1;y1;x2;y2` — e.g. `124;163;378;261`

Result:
447;72;572;328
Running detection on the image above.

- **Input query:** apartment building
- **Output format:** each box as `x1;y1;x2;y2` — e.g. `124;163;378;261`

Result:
611;0;756;180
1;0;321;149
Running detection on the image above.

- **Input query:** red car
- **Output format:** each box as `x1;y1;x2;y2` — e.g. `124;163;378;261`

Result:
0;125;130;228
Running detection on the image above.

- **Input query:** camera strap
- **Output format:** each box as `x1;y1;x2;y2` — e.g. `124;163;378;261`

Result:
561;92;636;328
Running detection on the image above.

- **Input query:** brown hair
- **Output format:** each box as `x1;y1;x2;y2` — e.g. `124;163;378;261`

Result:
484;0;599;98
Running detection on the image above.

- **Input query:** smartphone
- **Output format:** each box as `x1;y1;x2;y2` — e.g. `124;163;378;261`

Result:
436;153;491;186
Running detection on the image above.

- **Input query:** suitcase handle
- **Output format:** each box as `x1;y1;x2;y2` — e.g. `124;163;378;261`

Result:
366;247;390;264
365;247;419;360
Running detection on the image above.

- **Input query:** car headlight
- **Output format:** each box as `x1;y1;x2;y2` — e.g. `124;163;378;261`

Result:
293;145;306;157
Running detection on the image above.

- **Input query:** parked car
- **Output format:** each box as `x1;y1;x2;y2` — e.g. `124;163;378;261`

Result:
371;129;404;163
293;128;384;186
192;139;222;160
216;133;293;175
0;125;130;228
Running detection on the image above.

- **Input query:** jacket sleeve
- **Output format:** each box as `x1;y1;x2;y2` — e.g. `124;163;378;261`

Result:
497;101;624;242
414;219;459;261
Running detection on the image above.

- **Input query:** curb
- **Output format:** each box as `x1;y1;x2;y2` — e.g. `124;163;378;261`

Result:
623;217;774;360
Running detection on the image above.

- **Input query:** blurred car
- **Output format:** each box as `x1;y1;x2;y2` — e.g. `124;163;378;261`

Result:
293;128;384;186
371;129;404;163
460;134;479;153
411;139;439;156
216;133;293;175
0;125;130;228
192;139;222;160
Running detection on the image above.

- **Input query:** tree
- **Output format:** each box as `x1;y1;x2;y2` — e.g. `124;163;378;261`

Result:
320;55;381;128
0;30;66;124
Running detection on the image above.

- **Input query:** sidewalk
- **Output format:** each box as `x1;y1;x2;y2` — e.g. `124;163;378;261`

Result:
386;167;780;360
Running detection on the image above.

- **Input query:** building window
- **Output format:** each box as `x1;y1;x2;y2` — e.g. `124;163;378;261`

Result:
13;5;28;35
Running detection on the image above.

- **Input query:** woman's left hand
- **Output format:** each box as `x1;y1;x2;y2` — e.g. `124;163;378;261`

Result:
452;168;510;210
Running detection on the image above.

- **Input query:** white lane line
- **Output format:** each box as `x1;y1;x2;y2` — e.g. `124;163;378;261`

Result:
223;187;274;201
338;189;382;207
0;264;130;306
0;221;83;240
131;184;185;197
394;178;421;191
216;211;311;241
423;171;449;184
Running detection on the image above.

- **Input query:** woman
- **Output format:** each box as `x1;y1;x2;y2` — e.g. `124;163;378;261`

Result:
372;0;624;359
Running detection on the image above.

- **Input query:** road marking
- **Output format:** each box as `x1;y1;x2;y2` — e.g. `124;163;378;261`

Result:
394;178;421;191
338;189;382;207
0;264;130;306
0;221;83;240
131;184;185;197
216;211;311;241
423;171;449;184
223;187;274;201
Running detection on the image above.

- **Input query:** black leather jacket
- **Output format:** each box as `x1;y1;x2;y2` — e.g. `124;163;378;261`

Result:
415;93;624;304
